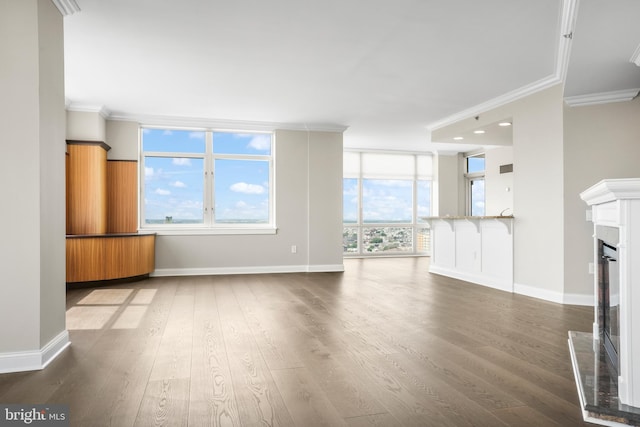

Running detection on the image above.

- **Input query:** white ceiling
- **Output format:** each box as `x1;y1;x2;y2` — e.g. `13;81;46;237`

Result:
63;0;640;152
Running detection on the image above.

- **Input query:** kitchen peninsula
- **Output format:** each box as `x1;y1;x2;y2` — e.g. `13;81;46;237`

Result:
424;215;514;293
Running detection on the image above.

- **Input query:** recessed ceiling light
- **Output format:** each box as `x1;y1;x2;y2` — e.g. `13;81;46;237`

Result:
498;122;512;127
473;130;485;134
453;136;464;140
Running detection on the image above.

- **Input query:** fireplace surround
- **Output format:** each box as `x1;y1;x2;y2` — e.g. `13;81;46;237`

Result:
571;178;640;426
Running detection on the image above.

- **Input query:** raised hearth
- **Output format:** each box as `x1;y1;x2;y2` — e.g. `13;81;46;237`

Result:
569;331;640;426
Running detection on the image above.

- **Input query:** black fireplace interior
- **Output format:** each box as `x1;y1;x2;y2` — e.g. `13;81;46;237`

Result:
599;238;620;373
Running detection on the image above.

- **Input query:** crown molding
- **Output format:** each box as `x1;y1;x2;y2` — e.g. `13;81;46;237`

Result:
630;43;640;67
51;0;80;16
426;0;578;132
66;103;110;119
427;74;562;131
564;88;640;107
106;111;349;133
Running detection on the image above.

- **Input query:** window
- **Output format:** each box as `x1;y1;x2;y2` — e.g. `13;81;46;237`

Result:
343;151;432;256
465;153;485;216
141;128;273;232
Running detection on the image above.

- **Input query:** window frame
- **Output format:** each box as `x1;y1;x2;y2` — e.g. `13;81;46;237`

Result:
343;151;432;257
464;152;485;216
139;126;276;235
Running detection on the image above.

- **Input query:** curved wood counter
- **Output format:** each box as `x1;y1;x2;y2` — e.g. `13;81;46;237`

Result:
66;233;156;283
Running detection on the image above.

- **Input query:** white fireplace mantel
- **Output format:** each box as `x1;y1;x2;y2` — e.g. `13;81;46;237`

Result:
581;178;640;408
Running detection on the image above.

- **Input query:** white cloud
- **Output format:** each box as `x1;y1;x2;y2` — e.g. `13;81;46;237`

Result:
154;188;171;196
172;158;191;166
247;134;271;151
230;182;265;194
189;131;205;140
162;130;173;136
145;167;154;177
235;201;248;208
170;180;186;188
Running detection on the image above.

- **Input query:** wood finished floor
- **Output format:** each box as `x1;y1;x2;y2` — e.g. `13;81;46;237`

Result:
0;257;593;427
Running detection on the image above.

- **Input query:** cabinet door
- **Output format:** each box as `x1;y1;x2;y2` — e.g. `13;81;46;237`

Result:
107;160;138;233
67;142;108;234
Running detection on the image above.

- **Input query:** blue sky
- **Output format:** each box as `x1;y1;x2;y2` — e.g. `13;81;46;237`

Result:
344;178;431;223
142;129;271;223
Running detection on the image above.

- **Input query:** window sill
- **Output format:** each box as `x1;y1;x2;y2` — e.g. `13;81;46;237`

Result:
139;226;278;236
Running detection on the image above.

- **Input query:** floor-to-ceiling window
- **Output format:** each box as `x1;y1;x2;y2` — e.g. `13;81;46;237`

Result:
343;151;432;256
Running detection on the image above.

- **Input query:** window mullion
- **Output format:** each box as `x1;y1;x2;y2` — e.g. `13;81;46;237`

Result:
205;132;213;225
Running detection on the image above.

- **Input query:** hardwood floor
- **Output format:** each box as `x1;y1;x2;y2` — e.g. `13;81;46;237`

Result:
0;257;593;426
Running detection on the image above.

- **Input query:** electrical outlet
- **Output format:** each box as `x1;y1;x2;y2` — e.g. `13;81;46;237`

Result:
588;262;594;274
291;245;297;254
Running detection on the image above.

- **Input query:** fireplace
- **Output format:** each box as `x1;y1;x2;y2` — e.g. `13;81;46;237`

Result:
579;178;640;411
597;226;620;373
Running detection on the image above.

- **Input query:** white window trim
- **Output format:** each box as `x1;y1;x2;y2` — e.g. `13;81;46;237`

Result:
139;126;275;234
464;152;485;216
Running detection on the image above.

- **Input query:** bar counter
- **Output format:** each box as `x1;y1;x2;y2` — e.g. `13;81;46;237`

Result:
422;216;514;292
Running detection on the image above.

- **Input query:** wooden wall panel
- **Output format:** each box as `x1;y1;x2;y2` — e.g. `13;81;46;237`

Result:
67;142;108;235
66;152;70;234
107;160;138;233
66;234;155;283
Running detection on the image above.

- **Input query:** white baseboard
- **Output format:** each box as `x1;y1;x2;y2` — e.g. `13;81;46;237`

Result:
152;263;345;277
308;264;345;273
563;293;595;306
514;283;594;306
427;268;594;307
429;265;513;293
0;330;70;374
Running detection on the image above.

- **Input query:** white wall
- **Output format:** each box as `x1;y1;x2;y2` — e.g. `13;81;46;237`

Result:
308;131;343;268
106;119;138;160
484;146;513;216
432;85;566;302
432;153;462;216
0;0;67;369
66;111;106;142
563;97;640;299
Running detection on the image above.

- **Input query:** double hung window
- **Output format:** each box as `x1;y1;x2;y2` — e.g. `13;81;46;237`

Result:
141;128;273;232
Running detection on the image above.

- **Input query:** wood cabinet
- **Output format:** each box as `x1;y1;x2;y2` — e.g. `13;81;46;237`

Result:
66;141;109;235
107;160;138;233
66;141;155;283
66;234;155;283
